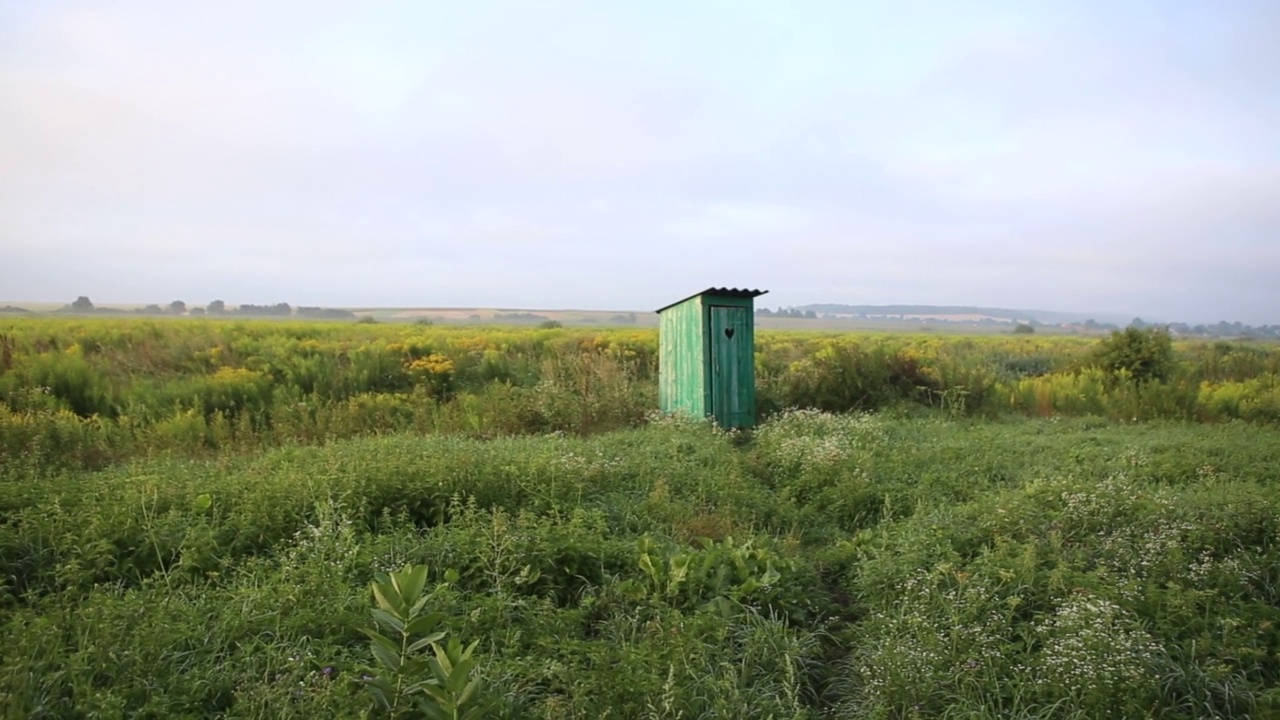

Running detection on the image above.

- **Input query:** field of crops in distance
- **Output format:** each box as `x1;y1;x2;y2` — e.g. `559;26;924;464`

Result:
1;316;1278;718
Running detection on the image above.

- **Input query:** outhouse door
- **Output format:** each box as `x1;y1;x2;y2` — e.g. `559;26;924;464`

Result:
709;305;752;428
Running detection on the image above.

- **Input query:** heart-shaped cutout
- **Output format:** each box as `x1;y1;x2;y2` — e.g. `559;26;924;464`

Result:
724;328;735;339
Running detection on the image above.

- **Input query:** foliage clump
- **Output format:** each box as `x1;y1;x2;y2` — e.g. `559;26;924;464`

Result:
1094;325;1176;385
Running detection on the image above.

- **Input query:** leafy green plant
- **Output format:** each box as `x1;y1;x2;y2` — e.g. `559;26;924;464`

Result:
1094;325;1176;385
618;535;793;616
356;564;491;719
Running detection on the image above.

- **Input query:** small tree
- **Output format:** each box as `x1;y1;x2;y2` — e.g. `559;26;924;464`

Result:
71;296;95;313
208;300;226;314
168;300;187;315
1094;326;1175;385
1013;323;1035;334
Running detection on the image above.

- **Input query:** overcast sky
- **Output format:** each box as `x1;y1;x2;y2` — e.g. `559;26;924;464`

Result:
2;1;1277;323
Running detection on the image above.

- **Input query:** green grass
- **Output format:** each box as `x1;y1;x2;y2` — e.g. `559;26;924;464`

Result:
2;317;1279;479
1;412;1277;718
2;317;1278;717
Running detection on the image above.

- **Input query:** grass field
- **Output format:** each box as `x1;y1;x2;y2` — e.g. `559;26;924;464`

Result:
1;317;1278;718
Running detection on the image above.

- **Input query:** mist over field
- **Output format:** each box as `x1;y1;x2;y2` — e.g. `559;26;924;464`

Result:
2;1;1278;324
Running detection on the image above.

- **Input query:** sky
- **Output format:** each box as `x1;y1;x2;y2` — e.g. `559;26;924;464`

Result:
1;0;1278;324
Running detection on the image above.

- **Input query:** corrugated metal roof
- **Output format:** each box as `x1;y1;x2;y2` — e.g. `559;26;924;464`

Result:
655;287;769;314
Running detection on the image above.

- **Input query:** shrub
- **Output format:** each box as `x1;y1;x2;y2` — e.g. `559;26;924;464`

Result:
1094;326;1176;385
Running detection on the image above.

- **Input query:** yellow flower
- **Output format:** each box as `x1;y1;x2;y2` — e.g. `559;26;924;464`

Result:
408;353;454;378
210;367;262;384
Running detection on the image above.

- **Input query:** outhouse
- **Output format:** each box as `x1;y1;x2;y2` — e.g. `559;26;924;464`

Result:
655;287;768;430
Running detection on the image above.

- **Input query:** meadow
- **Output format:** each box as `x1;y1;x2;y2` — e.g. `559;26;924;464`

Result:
1;316;1278;718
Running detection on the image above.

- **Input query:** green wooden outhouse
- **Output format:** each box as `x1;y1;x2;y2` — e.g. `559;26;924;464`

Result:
655;287;767;430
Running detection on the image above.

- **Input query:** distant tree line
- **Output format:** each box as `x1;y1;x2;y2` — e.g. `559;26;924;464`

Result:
32;297;1280;337
754;304;1280;339
1125;317;1279;339
296;306;358;319
798;303;1039;322
756;307;818;319
49;297;353;320
223;302;293;317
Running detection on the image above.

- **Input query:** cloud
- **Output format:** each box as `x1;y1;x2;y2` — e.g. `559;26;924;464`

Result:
661;203;814;241
1;1;1277;323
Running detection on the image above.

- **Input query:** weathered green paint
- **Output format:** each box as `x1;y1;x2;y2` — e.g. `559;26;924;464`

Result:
656;287;765;429
658;294;706;418
709;304;754;428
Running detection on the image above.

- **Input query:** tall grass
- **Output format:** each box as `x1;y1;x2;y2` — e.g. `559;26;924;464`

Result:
1;413;1277;717
1;319;1279;473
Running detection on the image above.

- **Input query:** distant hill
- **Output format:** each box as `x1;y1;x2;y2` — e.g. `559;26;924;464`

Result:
787;304;1127;325
13;298;1271;336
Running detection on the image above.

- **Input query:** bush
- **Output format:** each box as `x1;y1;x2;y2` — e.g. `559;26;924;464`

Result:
1094;326;1176;385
